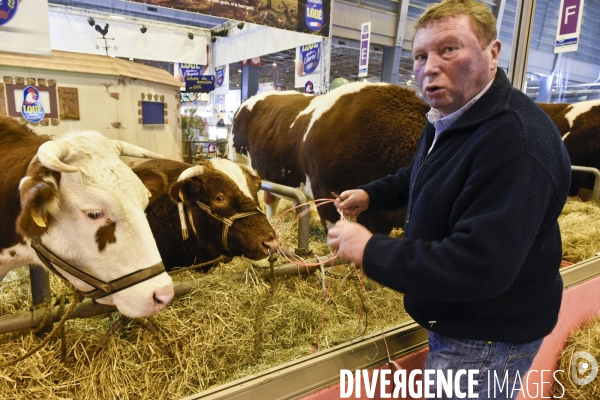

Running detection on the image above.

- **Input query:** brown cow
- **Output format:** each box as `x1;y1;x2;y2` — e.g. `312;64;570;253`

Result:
537;99;600;196
0;117;173;318
133;158;278;271
230;82;429;234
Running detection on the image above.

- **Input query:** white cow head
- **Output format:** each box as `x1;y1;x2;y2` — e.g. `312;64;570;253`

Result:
16;131;174;318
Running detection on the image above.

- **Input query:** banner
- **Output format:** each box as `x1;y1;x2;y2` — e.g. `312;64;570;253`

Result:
126;0;331;37
554;0;585;53
214;65;229;95
295;41;321;93
0;0;51;55
358;22;371;78
49;10;207;64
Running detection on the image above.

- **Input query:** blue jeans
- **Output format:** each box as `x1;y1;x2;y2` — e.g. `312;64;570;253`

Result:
423;331;543;399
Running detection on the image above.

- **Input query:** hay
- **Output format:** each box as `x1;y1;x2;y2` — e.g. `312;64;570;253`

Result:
553;314;600;399
1;198;598;399
0;199;408;399
559;199;600;263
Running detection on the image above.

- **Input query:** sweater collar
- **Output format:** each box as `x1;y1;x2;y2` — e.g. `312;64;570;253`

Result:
427;68;513;133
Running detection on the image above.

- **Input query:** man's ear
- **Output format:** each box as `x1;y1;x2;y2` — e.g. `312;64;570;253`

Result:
132;168;168;202
16;161;61;239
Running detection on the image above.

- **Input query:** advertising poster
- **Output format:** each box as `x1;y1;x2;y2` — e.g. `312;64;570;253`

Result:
0;0;51;55
127;0;331;37
358;22;371;78
294;41;321;92
214;65;230;95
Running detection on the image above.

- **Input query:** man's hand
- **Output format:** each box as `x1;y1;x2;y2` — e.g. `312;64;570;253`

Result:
333;189;370;219
327;219;373;265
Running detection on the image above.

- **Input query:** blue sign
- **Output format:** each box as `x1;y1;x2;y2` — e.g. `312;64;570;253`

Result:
300;42;321;75
186;75;215;93
0;0;18;26
21;86;45;123
207;142;217;159
305;0;324;31
215;66;226;87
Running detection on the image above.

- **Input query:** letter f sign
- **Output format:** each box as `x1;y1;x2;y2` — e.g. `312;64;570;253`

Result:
564;5;577;24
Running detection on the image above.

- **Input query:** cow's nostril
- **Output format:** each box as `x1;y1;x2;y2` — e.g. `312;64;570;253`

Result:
153;287;174;308
263;239;278;254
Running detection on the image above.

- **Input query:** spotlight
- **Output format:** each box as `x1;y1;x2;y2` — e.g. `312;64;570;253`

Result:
87;17;95;26
211;36;217;43
238;22;244;30
140;25;147;34
188;32;194;40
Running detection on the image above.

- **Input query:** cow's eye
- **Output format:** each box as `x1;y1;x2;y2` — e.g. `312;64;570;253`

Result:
85;210;105;220
214;194;225;203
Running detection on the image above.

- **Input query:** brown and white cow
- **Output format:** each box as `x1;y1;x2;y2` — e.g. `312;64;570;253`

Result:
133;158;278;271
229;82;429;234
537;99;600;196
0;117;174;318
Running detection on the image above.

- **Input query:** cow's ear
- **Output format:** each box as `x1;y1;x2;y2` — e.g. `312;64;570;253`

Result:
237;163;262;193
169;180;186;203
133;168;168;201
16;162;61;239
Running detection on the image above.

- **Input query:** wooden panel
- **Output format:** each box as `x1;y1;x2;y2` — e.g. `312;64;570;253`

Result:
0;83;5;116
57;87;80;120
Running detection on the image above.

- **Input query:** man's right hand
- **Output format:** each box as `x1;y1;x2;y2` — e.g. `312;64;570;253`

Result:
333;189;370;219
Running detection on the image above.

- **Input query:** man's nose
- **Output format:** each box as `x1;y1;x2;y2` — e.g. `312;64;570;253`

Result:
424;53;441;75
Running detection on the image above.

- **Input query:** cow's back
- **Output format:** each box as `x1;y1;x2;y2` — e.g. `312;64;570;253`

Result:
231;92;313;187
299;84;429;232
0;118;50;249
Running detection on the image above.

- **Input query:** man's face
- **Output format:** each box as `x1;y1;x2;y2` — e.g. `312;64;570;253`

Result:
412;15;501;116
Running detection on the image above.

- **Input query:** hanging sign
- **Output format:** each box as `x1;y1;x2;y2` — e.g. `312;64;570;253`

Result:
295;40;322;92
554;0;585;53
186;75;216;93
127;0;331;37
0;0;50;55
21;86;45;123
207;142;217;159
358;22;371;78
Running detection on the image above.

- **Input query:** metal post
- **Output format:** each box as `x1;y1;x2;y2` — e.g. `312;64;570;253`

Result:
29;264;53;338
571;165;600;203
259;181;310;253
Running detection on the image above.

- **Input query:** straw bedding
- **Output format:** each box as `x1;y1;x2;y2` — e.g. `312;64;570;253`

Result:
0;198;598;399
0;199;408;399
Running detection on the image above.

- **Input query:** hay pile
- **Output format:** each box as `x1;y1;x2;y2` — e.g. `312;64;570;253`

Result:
0;199;409;399
559;199;600;263
553;314;600;399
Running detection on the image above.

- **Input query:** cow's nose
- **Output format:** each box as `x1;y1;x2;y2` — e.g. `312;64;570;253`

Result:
263;238;279;255
153;286;174;311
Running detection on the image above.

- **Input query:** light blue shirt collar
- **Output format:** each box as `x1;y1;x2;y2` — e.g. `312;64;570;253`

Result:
426;77;495;150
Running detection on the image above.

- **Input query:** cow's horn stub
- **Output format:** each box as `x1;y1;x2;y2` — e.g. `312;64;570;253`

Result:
111;140;164;159
177;166;204;182
37;140;79;173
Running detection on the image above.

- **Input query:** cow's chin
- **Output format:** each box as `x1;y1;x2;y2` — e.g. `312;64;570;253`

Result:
94;273;174;318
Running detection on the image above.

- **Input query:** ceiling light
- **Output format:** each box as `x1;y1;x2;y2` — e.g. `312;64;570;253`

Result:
87;17;95;26
238;69;241;73
110;15;125;20
140;25;147;34
272;62;277;66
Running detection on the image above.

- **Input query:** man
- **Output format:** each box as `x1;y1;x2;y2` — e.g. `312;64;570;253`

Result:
327;0;571;398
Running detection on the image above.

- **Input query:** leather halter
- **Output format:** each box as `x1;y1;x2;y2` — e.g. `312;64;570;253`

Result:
187;201;263;252
31;240;166;299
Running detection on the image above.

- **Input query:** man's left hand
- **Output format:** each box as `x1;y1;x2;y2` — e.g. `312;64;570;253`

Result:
327;220;373;265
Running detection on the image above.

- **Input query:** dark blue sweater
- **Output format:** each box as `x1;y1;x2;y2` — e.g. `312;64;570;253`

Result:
360;69;571;343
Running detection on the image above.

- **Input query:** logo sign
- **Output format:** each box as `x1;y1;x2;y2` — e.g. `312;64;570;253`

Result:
305;0;324;31
207;142;217;159
358;22;371;78
0;0;18;26
21;86;45;123
186;75;215;93
300;42;321;75
571;351;598;386
215;66;226;88
554;0;585;53
304;81;314;94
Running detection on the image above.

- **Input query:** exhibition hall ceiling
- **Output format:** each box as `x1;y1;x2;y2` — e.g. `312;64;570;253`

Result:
49;0;417;92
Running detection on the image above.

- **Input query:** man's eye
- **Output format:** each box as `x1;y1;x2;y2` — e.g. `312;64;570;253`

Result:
445;47;455;52
85;210;105;220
